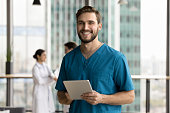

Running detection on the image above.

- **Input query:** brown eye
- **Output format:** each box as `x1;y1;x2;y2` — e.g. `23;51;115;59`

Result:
78;21;84;25
89;21;94;25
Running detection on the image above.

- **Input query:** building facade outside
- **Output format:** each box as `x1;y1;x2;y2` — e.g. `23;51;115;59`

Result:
119;0;140;112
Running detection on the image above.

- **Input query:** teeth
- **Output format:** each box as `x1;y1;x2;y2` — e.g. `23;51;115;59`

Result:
83;32;90;35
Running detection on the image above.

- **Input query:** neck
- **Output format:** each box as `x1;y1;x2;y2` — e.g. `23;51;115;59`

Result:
80;40;103;59
80;37;101;53
37;61;43;64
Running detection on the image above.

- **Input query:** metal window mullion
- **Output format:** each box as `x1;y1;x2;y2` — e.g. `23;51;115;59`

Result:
146;79;150;113
85;0;91;6
6;0;13;106
166;0;170;113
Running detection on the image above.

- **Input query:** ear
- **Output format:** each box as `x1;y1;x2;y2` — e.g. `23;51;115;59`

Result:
70;48;73;51
98;23;102;30
68;48;73;53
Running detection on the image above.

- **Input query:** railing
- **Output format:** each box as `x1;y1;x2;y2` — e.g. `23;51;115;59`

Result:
0;74;63;113
133;75;170;113
0;74;169;113
0;74;32;78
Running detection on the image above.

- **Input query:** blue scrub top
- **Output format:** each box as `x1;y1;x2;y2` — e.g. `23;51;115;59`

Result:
56;44;134;113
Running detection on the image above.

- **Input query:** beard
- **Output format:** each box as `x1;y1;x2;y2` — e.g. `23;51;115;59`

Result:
78;28;99;43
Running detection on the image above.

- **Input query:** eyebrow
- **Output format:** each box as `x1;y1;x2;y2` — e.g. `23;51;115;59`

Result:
77;20;96;23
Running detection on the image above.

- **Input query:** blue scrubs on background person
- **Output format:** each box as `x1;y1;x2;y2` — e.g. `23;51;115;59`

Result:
56;44;134;113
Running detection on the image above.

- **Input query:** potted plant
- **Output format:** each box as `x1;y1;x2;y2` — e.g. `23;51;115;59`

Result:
6;47;13;74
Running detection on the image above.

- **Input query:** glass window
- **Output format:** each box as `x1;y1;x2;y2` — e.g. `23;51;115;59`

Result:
13;78;33;109
51;0;84;70
0;0;6;75
141;0;166;76
0;0;7;106
0;78;6;106
12;0;48;109
141;0;166;112
13;0;46;74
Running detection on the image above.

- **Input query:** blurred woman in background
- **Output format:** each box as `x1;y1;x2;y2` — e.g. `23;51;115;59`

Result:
32;49;57;113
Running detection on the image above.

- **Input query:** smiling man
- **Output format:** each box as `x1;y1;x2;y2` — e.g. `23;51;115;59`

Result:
55;6;135;113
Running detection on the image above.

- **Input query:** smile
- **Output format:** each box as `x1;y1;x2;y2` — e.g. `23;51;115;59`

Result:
82;32;90;35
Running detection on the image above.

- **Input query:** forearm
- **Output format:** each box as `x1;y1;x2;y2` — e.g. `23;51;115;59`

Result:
101;90;135;105
36;77;54;85
57;91;73;105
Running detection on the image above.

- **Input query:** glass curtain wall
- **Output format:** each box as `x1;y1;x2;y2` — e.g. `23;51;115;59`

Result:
141;0;166;112
119;0;141;112
12;0;48;109
0;0;7;106
13;0;47;74
51;0;85;70
91;0;111;44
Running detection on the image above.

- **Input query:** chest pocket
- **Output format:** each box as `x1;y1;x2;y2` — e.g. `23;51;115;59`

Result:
90;72;114;94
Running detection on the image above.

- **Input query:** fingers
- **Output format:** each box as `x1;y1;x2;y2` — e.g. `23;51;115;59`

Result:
81;95;98;105
65;92;73;103
82;95;97;101
86;99;98;105
82;91;97;97
53;77;58;81
65;92;72;100
81;91;102;105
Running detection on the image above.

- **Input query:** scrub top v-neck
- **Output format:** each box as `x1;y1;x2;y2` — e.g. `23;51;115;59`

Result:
78;43;104;75
56;43;134;113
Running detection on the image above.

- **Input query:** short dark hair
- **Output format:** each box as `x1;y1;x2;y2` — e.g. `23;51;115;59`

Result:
64;42;77;50
76;6;102;24
33;49;45;60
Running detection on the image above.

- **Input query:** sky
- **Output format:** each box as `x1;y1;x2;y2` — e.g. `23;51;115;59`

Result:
141;0;166;60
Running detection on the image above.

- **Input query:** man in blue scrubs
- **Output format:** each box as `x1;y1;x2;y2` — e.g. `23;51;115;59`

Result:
56;6;135;113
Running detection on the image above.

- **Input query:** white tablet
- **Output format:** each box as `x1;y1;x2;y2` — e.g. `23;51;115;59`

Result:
63;80;93;100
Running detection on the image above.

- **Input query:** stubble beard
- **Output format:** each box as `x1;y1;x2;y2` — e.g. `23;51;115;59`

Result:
78;28;99;43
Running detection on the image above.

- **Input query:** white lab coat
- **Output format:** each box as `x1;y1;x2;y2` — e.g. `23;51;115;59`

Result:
32;62;56;113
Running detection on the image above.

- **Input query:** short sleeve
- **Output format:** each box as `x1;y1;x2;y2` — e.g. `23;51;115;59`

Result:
114;55;134;91
55;57;67;91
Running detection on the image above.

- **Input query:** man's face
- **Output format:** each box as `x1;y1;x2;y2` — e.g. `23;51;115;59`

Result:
77;12;102;43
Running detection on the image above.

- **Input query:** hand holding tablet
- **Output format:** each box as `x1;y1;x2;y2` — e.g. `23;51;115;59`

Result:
63;80;93;100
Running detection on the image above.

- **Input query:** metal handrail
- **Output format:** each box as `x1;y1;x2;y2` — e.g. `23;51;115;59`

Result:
0;74;169;113
1;74;170;80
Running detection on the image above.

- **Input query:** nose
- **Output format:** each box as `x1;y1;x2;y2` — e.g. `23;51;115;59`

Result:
83;23;89;30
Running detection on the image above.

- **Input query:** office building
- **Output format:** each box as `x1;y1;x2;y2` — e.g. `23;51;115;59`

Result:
119;0;140;112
